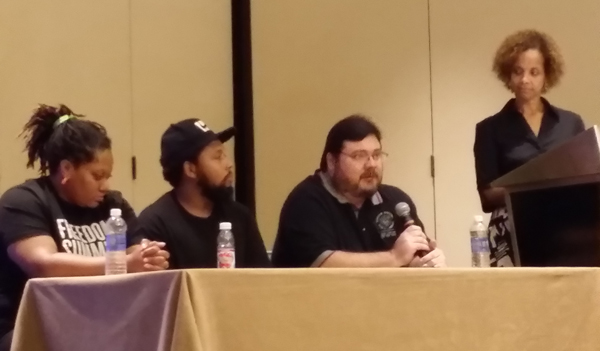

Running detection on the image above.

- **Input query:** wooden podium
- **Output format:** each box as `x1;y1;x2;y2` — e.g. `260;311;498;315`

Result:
492;126;600;267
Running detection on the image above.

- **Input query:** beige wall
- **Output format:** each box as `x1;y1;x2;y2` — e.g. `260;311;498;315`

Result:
0;0;232;212
430;0;600;266
0;0;133;199
252;0;435;248
253;0;600;265
1;1;599;266
130;0;233;210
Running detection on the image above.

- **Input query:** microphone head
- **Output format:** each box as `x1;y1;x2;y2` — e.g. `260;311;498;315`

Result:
395;202;411;218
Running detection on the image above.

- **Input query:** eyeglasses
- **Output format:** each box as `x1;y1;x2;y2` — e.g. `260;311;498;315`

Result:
340;150;389;164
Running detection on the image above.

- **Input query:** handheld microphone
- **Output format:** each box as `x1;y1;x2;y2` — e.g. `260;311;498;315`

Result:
394;202;414;227
394;202;431;257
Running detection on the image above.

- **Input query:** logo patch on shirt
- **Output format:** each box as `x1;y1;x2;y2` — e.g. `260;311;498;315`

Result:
375;211;396;239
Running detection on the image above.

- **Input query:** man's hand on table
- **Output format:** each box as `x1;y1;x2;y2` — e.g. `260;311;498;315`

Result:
408;239;447;268
127;239;170;272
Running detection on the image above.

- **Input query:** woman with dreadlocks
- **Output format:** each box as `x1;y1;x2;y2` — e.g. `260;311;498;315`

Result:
0;104;169;351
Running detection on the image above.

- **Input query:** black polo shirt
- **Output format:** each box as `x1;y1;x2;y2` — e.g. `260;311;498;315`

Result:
271;171;424;268
474;98;585;192
134;192;271;269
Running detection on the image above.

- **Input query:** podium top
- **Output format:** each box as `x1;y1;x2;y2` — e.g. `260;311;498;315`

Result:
491;126;600;192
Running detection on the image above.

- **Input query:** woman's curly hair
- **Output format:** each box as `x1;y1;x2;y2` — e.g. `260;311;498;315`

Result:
493;29;564;93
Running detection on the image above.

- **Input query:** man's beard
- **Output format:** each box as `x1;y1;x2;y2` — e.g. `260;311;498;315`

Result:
197;175;234;204
331;166;381;198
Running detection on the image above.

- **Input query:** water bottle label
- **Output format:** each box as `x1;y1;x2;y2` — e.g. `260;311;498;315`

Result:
106;232;127;252
471;237;490;254
217;249;235;269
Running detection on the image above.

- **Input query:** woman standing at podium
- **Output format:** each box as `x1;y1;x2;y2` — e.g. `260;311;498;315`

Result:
474;29;586;267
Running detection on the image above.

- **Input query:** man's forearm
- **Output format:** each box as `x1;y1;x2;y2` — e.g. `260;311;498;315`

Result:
319;250;401;268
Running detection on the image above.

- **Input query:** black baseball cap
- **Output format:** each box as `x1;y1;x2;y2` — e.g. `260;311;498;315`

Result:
160;118;235;170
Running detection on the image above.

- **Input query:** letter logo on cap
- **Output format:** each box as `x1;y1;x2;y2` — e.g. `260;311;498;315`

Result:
194;120;211;132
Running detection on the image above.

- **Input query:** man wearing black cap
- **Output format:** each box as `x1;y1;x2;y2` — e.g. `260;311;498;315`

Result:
135;119;270;268
272;115;446;268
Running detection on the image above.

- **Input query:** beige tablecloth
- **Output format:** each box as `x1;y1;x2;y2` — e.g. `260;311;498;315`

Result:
11;268;600;351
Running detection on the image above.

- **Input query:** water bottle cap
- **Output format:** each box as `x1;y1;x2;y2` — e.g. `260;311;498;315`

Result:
474;215;483;222
219;222;232;230
110;208;122;217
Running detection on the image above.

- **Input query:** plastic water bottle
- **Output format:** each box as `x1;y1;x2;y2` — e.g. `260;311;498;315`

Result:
105;208;127;275
217;222;235;268
470;215;490;267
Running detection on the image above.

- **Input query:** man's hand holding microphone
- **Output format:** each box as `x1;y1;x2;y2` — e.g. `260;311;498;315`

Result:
389;202;447;268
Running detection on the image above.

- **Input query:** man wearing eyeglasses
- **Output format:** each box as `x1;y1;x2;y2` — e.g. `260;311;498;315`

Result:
271;115;446;268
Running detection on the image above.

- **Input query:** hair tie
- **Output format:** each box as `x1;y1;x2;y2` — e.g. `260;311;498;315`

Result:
53;114;75;129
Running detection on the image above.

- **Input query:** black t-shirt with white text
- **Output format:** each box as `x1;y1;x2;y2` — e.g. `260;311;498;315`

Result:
0;177;139;339
135;191;271;269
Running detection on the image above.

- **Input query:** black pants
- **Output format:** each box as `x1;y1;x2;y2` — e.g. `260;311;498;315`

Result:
0;330;12;351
